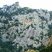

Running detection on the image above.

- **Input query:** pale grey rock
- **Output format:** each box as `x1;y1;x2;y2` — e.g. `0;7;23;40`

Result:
0;4;51;51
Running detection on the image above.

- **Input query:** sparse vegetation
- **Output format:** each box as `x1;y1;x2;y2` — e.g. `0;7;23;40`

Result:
0;2;52;52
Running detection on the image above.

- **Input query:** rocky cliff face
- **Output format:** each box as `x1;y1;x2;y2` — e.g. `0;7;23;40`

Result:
0;2;52;52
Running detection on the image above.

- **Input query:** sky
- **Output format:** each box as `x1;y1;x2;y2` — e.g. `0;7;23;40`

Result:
0;0;52;11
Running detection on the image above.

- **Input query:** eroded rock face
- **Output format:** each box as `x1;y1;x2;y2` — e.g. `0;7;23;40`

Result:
41;35;52;47
12;11;50;49
0;2;52;51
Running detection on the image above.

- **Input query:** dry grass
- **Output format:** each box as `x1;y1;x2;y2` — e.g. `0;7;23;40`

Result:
25;49;39;52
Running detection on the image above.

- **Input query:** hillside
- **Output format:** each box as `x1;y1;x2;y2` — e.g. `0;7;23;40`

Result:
0;2;52;52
